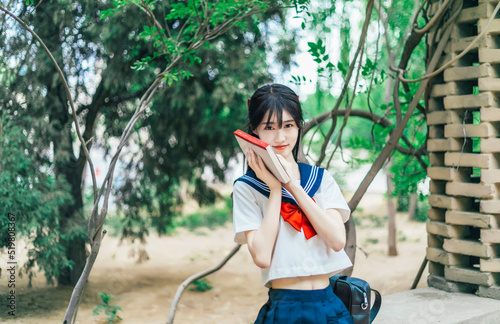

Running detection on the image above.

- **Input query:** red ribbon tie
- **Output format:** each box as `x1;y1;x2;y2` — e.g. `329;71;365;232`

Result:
280;201;317;239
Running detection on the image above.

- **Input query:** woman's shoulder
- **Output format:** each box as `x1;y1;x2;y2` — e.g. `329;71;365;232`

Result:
233;177;251;192
233;176;261;200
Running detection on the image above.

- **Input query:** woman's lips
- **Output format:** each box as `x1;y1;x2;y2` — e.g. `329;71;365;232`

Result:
273;145;288;150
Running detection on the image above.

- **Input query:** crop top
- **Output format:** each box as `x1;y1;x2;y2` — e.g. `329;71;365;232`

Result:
232;163;353;287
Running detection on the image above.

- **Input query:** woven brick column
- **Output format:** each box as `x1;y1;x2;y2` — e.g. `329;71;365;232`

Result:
426;0;500;299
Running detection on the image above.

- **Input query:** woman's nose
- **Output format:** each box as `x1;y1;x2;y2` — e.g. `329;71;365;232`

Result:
275;129;286;142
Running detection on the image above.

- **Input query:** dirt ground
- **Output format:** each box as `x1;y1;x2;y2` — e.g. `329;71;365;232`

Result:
0;193;428;324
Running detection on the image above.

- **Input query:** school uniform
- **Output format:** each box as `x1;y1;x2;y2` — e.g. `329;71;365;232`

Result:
233;163;354;324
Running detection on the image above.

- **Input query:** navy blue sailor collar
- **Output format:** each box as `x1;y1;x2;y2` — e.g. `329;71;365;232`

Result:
234;162;324;205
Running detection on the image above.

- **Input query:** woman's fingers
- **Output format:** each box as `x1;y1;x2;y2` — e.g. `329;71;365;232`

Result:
256;155;266;170
246;149;281;189
247;148;258;170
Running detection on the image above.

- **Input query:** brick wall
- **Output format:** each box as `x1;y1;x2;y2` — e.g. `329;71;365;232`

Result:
426;0;500;299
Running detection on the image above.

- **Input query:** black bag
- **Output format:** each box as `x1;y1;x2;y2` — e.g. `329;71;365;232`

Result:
330;275;382;324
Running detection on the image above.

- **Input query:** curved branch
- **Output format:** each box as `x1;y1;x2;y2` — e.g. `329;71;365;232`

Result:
411;0;430;27
400;1;500;83
316;0;375;166
349;21;453;213
413;0;453;34
167;244;241;324
304;109;427;158
326;36;367;169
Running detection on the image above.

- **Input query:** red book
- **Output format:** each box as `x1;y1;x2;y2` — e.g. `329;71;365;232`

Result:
234;129;290;183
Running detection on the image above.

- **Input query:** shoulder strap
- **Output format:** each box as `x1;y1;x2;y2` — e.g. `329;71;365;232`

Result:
370;289;382;323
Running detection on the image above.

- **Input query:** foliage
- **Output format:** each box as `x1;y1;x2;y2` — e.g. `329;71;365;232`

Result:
0;114;73;284
93;292;123;324
1;0;138;284
414;193;430;223
107;1;296;241
296;0;430;216
99;0;272;79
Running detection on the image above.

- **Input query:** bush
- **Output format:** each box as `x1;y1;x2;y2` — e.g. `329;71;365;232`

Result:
176;195;232;231
189;278;213;292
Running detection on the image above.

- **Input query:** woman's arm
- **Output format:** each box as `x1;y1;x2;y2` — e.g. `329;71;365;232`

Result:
284;181;346;252
244;149;282;268
245;189;281;268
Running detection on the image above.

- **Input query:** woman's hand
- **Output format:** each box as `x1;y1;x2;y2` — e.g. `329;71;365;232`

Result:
247;148;281;191
275;154;300;192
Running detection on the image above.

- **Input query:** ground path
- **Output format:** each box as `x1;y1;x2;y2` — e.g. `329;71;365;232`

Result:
1;208;427;323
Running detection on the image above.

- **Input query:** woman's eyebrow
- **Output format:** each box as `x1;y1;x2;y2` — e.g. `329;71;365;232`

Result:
261;119;295;126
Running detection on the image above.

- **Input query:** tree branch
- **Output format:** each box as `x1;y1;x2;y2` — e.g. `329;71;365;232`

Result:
304;109;427;158
316;0;374;166
348;21;453;213
166;244;241;324
413;0;453;34
326;39;366;169
400;1;500;83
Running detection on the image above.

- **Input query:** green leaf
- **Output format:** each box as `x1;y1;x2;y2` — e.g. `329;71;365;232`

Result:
337;62;347;74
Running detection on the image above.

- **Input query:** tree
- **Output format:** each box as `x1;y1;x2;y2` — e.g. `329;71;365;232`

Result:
1;0;295;322
1;0;175;285
0;0;293;288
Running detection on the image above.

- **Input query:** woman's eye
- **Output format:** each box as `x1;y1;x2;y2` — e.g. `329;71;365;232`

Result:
284;123;294;128
264;126;273;130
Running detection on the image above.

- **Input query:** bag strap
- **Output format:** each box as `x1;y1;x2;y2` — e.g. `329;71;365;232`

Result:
369;289;382;323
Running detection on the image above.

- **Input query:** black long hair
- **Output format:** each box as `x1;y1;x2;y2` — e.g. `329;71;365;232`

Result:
247;84;303;161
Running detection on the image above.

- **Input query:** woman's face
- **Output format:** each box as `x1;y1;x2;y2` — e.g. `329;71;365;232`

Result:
253;109;299;161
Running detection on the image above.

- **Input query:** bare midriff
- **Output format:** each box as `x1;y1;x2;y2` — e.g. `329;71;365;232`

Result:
271;273;331;290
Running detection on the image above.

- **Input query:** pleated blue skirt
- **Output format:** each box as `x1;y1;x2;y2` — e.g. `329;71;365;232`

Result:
254;285;353;324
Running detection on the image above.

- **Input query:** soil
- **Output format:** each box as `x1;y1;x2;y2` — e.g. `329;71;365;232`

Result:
1;193;428;324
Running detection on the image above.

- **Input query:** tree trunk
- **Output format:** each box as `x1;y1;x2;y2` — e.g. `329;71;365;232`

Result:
52;106;86;286
57;161;86;286
343;216;356;276
408;191;418;220
386;163;398;256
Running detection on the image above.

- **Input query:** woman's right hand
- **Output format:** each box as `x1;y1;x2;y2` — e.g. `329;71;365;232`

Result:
246;148;282;191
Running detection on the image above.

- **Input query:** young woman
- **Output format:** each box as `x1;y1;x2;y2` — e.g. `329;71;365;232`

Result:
232;84;354;323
